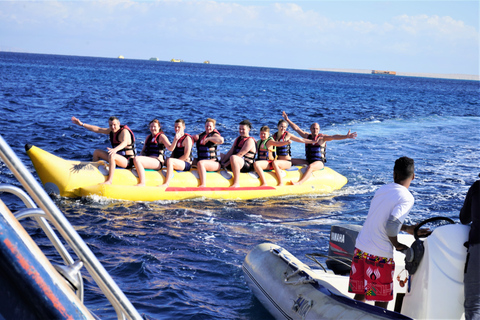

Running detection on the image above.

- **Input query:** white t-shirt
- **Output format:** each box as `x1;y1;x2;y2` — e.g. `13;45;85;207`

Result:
355;182;414;259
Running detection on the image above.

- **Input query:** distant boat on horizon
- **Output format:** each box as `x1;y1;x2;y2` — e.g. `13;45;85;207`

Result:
118;55;124;59
149;57;160;61
171;58;183;63
372;69;396;75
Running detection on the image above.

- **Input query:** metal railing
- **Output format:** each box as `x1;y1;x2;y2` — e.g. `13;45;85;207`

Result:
0;134;142;320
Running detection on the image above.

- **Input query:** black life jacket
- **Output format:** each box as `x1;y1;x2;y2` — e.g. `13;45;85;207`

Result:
197;130;221;160
171;133;193;160
256;137;275;161
144;132;166;157
305;134;326;163
273;131;290;156
110;125;136;157
233;136;256;164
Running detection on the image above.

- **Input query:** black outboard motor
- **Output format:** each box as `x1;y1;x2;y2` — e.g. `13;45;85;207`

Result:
326;224;362;275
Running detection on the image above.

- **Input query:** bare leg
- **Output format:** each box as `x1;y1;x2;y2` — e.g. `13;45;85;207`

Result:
134;158;146;186
159;158;186;187
197;160;221;187
272;160;292;186
229;155;245;188
93;149;108;162
134;156;162;187
291;161;324;186
159;159;173;187
254;161;270;186
375;301;388;309
102;154;128;185
354;294;365;302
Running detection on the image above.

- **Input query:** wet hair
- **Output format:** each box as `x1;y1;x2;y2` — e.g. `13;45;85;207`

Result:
206;118;216;126
175;119;185;125
277;119;288;127
239;119;252;129
260;126;270;132
394;157;415;182
149;119;162;132
108;116;120;122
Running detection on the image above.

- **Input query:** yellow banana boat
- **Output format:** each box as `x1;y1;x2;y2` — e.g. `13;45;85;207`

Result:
25;144;348;201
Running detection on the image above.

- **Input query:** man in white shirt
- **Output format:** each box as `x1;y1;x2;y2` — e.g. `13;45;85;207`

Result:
348;156;417;308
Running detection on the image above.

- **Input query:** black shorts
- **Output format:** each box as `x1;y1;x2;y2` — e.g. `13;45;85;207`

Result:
227;162;252;173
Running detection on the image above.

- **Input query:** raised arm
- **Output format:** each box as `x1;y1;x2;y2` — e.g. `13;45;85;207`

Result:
287;132;318;144
165;132;181;152
158;133;173;151
282;111;309;138
71;116;110;134
323;130;357;142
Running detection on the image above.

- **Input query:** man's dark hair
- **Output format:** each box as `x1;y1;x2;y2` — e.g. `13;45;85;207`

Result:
108;116;119;122
239;119;252;129
394;156;415;182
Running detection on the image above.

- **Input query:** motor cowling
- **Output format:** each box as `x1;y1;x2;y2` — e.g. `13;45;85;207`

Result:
326;224;362;275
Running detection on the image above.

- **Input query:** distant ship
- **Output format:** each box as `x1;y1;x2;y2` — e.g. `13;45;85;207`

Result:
118;55;125;59
372;70;396;75
204;60;210;64
170;58;183;63
149;57;160;61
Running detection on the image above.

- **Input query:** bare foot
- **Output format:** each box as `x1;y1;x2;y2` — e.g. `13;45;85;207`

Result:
135;183;146;187
290;180;301;186
230;183;240;188
260;183;268;187
198;184;206;188
100;180;113;185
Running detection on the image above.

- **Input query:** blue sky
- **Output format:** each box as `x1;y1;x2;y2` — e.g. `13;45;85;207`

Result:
0;0;478;75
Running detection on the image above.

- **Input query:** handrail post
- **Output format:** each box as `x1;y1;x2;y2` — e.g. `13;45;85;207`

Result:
0;135;142;320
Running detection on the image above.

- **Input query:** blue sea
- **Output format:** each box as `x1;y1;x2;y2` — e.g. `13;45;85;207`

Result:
0;52;479;319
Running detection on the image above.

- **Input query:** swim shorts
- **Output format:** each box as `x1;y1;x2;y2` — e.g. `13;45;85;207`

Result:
121;155;135;169
240;161;252;173
183;161;192;171
348;248;395;302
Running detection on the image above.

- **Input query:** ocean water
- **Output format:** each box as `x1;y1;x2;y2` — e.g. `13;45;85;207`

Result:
0;52;479;319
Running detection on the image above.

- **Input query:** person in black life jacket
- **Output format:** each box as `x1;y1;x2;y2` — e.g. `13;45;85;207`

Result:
459;175;480;320
220;120;256;188
192;118;224;188
134;119;175;187
159;119;193;188
71;115;135;185
253;126;292;187
282;111;357;186
271;119;321;186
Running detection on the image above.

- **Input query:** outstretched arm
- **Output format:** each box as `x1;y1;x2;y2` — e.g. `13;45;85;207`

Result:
71;116;110;134
282;111;309;138
323;130;357;142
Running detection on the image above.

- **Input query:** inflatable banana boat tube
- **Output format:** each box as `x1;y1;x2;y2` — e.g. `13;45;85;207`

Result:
25;144;348;201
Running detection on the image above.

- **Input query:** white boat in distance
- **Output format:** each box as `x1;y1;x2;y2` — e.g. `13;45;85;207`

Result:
243;220;468;319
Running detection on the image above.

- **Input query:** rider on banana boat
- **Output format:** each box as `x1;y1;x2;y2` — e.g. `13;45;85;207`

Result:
192;118;224;187
271;119;320;186
253;125;291;187
71;115;136;185
159;119;193;188
134;119;176;187
282;111;357;185
220;120;256;188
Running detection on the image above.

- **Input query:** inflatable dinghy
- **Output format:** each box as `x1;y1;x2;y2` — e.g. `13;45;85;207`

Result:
243;221;468;319
25;145;348;201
